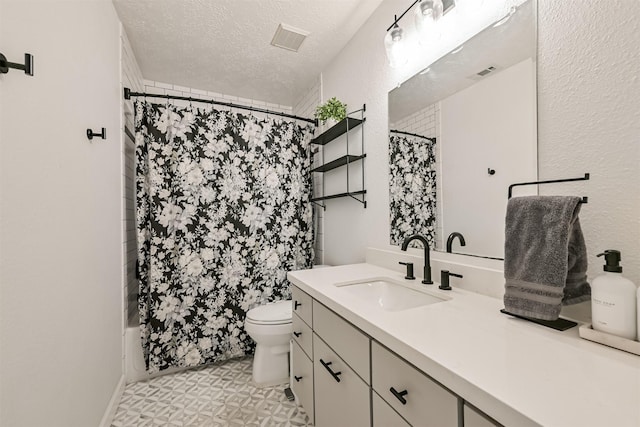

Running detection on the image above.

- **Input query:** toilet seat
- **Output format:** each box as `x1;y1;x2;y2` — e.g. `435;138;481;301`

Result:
246;300;292;325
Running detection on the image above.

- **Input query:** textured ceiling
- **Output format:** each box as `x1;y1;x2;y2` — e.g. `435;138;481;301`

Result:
113;0;384;106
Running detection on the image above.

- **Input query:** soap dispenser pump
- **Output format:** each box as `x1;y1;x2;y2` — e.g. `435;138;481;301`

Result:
591;250;637;340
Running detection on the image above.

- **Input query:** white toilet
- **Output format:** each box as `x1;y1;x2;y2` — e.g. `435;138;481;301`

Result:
244;300;292;387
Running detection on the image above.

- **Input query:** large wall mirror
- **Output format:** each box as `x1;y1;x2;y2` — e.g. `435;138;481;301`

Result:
388;0;537;260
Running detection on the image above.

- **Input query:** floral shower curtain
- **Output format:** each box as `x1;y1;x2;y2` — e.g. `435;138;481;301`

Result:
389;134;437;247
135;101;315;373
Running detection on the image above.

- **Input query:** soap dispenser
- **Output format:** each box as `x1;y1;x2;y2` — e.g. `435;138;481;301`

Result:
591;250;637;340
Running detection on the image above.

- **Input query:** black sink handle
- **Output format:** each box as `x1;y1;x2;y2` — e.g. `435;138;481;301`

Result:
390;387;408;405
319;358;342;383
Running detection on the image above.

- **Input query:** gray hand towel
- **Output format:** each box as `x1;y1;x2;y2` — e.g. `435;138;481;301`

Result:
503;196;591;321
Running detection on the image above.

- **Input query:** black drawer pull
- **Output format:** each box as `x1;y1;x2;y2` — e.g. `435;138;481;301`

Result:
319;358;342;383
294;375;302;382
294;300;301;310
293;331;302;337
390;387;408;405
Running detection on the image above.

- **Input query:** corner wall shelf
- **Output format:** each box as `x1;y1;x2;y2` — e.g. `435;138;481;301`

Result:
311;190;367;203
311;118;365;146
311;154;366;173
311;105;366;209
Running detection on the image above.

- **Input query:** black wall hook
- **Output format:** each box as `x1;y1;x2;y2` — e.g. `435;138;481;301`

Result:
87;128;106;140
488;168;496;175
0;52;34;76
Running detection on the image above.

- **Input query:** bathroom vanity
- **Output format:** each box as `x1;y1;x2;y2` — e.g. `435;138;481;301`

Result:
288;263;640;427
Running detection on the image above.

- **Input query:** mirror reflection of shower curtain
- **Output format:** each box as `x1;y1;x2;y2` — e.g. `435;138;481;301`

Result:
389;134;437;248
134;101;315;373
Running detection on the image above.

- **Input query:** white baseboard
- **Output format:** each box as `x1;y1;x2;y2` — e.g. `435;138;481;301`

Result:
99;375;126;427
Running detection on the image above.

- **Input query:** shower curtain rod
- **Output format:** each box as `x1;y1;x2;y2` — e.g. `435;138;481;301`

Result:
390;129;436;143
123;88;317;125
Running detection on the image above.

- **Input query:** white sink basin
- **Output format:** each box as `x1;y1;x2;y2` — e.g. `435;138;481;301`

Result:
335;278;448;311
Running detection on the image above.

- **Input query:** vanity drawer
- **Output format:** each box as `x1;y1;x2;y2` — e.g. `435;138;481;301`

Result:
373;390;410;427
372;341;458;427
312;300;370;383
292;312;312;358
291;285;312;326
313;333;370;427
291;341;314;423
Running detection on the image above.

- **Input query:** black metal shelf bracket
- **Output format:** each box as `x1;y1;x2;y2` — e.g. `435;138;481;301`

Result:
87;128;106;141
508;173;589;203
0;52;34;76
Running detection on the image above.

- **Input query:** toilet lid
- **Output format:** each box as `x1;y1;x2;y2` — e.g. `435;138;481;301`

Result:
246;300;292;324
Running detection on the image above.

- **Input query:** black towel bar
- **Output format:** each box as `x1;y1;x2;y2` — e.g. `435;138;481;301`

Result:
508;173;589;201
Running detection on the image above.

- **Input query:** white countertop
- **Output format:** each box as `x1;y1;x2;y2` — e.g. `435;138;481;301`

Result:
288;263;640;427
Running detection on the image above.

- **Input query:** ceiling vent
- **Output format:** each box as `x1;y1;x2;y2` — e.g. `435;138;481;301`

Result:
271;23;309;52
477;66;497;77
467;65;499;81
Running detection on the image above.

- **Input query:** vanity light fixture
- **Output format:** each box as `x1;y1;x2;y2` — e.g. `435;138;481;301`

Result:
414;0;444;44
384;20;409;68
385;0;456;67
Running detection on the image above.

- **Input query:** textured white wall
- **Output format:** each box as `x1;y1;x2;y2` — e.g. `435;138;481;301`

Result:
320;0;640;287
0;1;123;426
537;0;640;285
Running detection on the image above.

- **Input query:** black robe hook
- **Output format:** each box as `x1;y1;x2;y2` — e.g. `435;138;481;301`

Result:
87;128;106;141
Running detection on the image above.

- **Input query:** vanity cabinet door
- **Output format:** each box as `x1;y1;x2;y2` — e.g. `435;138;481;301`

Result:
313;333;370;427
372;341;458;427
312;300;370;383
464;403;502;427
373;391;410;426
291;285;313;326
292;312;312;358
291;341;314;423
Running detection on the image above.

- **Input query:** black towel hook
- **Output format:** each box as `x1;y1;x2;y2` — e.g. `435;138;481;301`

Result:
87;128;106;141
0;52;34;76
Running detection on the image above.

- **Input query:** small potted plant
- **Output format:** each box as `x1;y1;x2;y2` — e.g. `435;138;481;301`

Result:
315;97;347;129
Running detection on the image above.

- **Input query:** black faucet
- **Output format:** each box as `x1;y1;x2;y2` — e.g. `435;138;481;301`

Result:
446;232;466;253
401;234;433;284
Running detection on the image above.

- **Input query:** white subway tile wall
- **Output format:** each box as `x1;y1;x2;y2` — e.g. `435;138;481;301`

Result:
293;78;323;265
121;29;143;337
390;103;443;249
141;81;293;117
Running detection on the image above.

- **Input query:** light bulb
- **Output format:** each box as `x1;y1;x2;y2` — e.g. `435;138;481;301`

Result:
384;25;409;68
414;0;444;45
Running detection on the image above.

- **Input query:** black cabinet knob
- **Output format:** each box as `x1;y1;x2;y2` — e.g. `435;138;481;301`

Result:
294;375;302;382
293;331;302;337
294;301;301;310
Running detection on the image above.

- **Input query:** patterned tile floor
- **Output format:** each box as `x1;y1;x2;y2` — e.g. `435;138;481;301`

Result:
111;357;311;427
